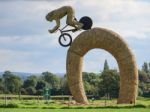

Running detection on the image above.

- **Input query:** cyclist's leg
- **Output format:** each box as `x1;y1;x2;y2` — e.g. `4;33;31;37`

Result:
66;7;83;29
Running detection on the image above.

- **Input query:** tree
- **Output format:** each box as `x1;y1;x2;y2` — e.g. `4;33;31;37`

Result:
23;75;38;95
103;60;109;72
84;81;97;95
142;62;149;73
36;80;47;90
0;78;4;94
42;72;61;95
2;71;23;94
82;72;100;96
60;75;71;95
26;87;36;95
23;75;38;88
98;70;120;99
138;70;150;97
138;70;149;83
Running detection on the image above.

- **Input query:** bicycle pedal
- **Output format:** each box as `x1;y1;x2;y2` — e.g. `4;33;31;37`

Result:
72;29;78;32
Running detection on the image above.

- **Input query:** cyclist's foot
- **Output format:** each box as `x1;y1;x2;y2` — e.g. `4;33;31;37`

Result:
77;23;83;30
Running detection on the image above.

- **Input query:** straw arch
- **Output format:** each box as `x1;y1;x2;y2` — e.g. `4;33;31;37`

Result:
67;27;138;104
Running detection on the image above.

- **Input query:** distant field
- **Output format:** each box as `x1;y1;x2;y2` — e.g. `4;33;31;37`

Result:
0;109;150;112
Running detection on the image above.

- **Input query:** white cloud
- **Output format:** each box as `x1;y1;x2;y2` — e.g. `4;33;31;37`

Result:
83;49;118;72
0;48;66;73
1;0;149;38
0;34;60;50
74;0;150;39
0;0;149;73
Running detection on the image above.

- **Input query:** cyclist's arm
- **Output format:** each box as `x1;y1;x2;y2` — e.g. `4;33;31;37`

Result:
49;19;60;33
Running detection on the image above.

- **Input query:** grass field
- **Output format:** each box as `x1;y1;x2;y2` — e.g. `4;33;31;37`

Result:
0;108;150;112
0;95;149;112
0;97;149;108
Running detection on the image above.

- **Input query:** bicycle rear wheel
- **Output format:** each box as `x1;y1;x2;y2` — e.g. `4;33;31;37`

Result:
58;33;72;47
79;16;93;30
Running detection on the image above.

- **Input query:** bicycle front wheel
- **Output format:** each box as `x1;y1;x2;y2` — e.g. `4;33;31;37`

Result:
58;33;72;47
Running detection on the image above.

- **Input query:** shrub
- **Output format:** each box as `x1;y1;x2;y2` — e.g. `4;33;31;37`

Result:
0;103;18;108
134;104;147;108
26;87;36;95
42;107;57;109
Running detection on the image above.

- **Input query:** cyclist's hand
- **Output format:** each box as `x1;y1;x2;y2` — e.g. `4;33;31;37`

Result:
48;30;54;33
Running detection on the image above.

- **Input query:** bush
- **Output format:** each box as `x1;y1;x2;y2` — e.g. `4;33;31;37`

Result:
42;107;57;109
143;91;150;97
26;87;36;95
0;103;18;108
35;89;43;95
61;106;85;109
134;104;147;108
20;88;27;95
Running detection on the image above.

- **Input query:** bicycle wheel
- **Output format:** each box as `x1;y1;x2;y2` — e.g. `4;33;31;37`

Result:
58;33;72;47
79;16;93;30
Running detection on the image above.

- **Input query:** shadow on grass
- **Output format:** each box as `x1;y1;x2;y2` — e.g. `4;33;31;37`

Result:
60;104;147;109
0;103;149;109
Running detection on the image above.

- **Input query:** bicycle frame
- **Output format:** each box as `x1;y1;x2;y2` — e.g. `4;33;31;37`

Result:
59;25;77;34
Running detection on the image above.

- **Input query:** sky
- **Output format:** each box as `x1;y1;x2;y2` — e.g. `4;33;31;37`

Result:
0;0;150;73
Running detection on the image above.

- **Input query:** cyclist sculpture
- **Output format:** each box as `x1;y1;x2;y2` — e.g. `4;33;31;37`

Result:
46;6;93;47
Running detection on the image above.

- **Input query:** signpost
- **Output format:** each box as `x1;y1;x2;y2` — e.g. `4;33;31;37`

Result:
43;88;51;103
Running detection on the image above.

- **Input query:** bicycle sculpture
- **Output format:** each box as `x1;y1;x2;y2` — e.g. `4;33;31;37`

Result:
46;6;93;47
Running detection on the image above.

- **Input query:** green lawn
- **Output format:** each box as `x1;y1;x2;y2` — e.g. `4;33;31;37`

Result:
1;97;150;109
0;96;149;111
0;108;150;112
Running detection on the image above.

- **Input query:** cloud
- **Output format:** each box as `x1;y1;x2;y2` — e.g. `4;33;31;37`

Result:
75;0;150;39
0;0;149;38
0;47;67;73
0;34;60;52
83;49;118;72
0;0;149;72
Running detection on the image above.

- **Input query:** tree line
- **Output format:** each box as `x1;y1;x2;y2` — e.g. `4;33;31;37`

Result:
0;60;149;99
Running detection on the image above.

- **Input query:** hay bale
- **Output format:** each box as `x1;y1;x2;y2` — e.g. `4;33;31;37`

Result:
67;27;138;104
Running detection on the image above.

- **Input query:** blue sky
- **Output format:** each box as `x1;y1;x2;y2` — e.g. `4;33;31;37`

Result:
0;0;150;73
